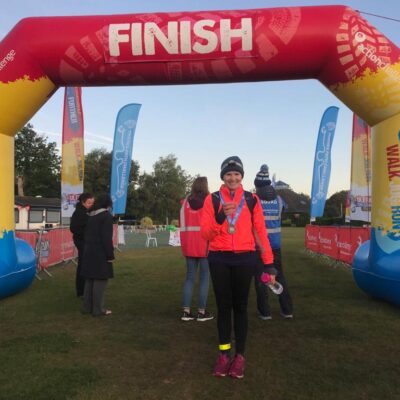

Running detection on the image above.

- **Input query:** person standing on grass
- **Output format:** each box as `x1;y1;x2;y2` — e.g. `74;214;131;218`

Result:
179;177;214;322
201;156;276;379
81;193;115;317
253;164;293;320
70;192;94;297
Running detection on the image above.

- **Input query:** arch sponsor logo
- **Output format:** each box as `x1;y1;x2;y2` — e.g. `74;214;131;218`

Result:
0;49;16;72
105;17;253;63
355;31;400;83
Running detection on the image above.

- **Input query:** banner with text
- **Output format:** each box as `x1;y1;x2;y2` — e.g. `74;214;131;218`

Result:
348;114;371;222
61;87;84;218
305;225;370;264
310;106;339;220
110;103;141;214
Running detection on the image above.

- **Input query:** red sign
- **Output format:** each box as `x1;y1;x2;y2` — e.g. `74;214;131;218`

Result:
305;225;370;264
318;226;337;258
337;227;352;264
305;225;319;252
16;226;118;270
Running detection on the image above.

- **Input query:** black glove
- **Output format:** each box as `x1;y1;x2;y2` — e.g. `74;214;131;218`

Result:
263;263;277;276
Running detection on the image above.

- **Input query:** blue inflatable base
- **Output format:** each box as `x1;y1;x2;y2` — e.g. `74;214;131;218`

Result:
0;237;36;299
353;240;400;307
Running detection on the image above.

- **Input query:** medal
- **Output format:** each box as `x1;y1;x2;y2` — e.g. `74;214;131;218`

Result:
219;191;245;236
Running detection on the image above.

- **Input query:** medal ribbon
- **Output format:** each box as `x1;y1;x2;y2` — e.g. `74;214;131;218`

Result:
219;192;245;230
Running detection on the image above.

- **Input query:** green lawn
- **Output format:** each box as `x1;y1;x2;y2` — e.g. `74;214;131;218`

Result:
1;228;400;400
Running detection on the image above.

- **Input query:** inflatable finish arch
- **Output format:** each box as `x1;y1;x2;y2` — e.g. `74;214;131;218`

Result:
1;5;399;300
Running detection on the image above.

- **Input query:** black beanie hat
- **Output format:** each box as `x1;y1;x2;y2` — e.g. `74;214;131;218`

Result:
220;156;244;180
254;164;272;187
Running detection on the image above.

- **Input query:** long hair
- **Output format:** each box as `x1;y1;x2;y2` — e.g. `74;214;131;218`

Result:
189;177;209;199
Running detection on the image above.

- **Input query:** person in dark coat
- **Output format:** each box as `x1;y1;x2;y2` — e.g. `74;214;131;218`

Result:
70;192;94;297
81;193;115;317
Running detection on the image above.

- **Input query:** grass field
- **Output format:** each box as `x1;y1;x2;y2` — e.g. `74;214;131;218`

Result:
1;228;400;400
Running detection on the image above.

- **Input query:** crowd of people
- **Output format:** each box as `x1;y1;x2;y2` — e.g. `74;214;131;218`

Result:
70;156;293;380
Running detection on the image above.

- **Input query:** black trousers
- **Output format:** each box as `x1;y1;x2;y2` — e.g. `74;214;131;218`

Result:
73;239;86;297
254;249;293;316
208;252;256;355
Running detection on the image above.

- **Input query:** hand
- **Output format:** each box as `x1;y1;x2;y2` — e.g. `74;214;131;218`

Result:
263;263;277;279
222;202;236;216
261;272;277;285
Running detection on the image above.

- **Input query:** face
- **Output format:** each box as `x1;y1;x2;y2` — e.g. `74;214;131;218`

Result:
82;197;94;210
223;171;243;191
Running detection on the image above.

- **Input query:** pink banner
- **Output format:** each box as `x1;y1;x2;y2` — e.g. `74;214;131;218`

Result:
16;225;118;270
337;227;352;264
305;225;370;264
318;226;338;258
305;225;319;252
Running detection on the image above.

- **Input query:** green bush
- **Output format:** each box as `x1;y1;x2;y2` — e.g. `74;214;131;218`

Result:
282;218;292;227
140;216;153;229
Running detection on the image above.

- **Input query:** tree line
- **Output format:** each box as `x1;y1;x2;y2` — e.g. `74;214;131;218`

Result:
14;124;193;224
14;124;349;224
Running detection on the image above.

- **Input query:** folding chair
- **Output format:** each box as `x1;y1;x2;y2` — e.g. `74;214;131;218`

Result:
145;230;158;247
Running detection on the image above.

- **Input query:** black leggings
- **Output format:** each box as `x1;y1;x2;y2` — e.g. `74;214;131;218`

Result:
208;252;256;355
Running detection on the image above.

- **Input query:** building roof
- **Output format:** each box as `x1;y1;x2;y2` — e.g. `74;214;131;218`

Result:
15;196;60;208
275;180;290;188
276;189;310;213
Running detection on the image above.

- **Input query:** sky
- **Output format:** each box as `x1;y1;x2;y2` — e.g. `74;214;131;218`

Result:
1;0;399;195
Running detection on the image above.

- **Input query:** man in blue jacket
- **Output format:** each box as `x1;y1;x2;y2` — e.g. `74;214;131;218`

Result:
253;165;293;319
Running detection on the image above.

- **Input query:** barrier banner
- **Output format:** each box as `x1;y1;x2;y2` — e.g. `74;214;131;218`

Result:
305;225;370;264
310;106;339;220
337;227;352;264
61;87;85;218
110;103;141;215
305;225;319;252
16;225;118;270
351;227;370;252
349;114;371;222
318;226;337;258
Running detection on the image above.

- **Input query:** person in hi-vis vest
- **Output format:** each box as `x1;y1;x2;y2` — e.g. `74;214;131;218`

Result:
179;177;214;322
253;164;293;319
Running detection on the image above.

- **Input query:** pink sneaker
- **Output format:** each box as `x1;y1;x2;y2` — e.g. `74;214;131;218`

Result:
213;353;231;377
229;354;245;379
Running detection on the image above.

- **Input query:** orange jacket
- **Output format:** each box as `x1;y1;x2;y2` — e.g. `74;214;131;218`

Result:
200;184;274;265
179;198;208;257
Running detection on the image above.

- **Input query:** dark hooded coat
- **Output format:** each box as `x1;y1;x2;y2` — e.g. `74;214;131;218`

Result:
81;209;114;280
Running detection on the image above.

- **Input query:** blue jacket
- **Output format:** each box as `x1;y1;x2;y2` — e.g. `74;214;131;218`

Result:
260;196;285;249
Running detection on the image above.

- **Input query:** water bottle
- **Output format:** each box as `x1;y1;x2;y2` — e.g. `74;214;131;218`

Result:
260;272;283;295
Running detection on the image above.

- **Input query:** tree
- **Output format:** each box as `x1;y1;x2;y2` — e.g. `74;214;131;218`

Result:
324;190;349;219
133;154;192;223
15;124;61;197
84;148;139;195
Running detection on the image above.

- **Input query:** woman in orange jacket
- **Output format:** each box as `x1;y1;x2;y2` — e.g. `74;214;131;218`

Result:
201;156;276;379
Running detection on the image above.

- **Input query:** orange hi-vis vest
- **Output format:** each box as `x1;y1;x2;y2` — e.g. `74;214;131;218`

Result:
179;199;208;257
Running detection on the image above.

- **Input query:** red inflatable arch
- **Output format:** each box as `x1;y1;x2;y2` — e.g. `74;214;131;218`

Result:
1;5;400;302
